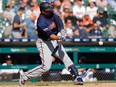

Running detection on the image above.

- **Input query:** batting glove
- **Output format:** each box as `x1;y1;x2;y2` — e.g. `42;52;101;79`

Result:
60;29;67;39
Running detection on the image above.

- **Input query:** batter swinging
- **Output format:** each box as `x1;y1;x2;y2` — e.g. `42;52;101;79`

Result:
19;2;83;86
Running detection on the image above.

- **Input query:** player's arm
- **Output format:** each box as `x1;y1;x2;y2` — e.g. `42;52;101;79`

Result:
52;12;67;40
52;11;64;31
42;27;66;40
37;17;66;40
50;34;60;40
37;19;60;40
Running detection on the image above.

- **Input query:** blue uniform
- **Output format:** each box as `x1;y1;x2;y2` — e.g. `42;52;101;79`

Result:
19;12;83;86
19;2;83;86
37;12;64;40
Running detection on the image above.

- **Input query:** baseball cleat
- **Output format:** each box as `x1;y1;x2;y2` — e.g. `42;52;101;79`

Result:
74;76;83;85
19;70;28;87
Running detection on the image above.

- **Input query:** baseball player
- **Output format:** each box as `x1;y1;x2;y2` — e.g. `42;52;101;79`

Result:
19;2;83;86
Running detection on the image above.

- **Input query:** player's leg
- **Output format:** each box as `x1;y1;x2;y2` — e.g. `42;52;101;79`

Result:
19;39;53;86
55;42;83;85
25;40;53;76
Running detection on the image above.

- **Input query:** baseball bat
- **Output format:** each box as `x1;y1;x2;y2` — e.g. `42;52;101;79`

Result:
51;44;60;57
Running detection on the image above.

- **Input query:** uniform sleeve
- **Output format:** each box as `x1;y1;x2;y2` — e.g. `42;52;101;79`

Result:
37;19;53;37
52;12;64;31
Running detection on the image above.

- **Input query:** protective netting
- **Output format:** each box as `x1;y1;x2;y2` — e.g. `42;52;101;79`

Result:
0;68;115;82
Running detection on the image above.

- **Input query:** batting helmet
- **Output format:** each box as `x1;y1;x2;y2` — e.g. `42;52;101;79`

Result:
40;2;52;12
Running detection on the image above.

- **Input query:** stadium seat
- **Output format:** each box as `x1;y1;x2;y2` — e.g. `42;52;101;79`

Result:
2;0;8;10
0;18;10;38
107;7;116;21
107;6;114;12
97;6;104;11
83;0;89;7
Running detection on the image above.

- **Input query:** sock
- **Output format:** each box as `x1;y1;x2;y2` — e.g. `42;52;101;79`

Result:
68;65;78;79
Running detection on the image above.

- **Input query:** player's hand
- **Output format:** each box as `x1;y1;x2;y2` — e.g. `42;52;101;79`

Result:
61;29;67;36
59;36;65;41
60;29;67;39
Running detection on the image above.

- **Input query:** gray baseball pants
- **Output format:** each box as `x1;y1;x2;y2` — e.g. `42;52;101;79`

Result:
25;38;73;78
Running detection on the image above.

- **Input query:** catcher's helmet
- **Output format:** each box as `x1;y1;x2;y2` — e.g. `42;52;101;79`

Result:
40;2;52;12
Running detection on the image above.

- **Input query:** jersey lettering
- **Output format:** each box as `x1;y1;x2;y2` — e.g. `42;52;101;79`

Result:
44;28;50;32
48;22;56;30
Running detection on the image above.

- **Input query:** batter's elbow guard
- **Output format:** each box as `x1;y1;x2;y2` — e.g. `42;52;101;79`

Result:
68;65;79;79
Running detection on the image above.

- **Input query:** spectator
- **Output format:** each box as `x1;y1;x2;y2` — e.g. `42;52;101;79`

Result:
0;55;19;74
50;1;55;8
73;28;81;38
2;4;16;38
88;0;96;3
86;1;98;20
54;0;62;10
82;24;93;38
102;24;110;38
0;0;115;40
65;9;78;26
11;7;27;38
61;0;72;9
82;13;93;25
31;0;41;17
18;0;30;11
107;0;116;8
108;25;116;38
77;19;87;38
16;0;23;8
93;9;108;27
9;0;18;13
25;3;35;19
90;23;103;38
96;0;108;8
61;5;70;23
23;14;38;39
2;5;16;24
45;0;51;2
73;0;86;19
60;0;72;13
65;19;74;39
74;19;82;29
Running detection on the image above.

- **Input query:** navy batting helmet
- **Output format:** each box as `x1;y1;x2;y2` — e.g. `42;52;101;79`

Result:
40;2;52;12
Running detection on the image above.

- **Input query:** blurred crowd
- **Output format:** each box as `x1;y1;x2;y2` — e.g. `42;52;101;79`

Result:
0;0;116;39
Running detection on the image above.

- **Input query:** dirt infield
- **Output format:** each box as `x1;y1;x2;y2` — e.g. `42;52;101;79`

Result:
0;82;116;87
